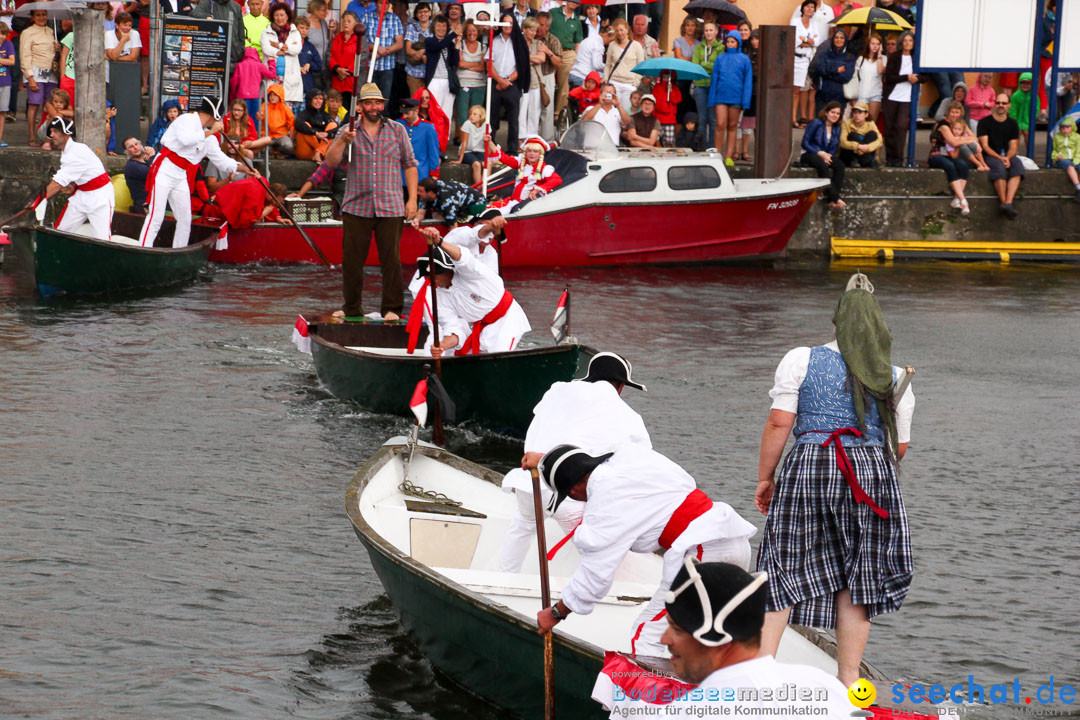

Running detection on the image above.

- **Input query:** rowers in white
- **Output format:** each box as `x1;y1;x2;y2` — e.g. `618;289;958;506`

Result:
409;227;531;357
37;117;116;240
497;352;651;573
535;444;756;658
138;96;257;249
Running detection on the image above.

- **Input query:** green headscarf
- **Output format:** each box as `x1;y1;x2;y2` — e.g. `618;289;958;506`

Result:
832;288;899;455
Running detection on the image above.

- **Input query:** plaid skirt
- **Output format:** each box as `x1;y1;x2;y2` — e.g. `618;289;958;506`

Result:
660;124;676;147
756;442;912;629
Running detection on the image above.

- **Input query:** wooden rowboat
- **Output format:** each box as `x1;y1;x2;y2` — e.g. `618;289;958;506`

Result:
3;212;222;297
346;438;894;720
303;314;593;435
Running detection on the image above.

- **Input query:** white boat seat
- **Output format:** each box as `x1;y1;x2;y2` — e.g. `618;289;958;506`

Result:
68;221;140;245
346;346;431;357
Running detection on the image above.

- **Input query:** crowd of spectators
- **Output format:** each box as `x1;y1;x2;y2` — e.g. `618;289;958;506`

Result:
2;0;1079;217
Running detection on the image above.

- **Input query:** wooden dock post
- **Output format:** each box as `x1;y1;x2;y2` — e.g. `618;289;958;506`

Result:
71;7;107;158
754;25;795;179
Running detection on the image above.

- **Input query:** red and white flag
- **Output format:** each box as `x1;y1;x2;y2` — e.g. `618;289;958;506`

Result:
291;314;311;354
215;222;229;251
550;288;568;344
409;378;428;426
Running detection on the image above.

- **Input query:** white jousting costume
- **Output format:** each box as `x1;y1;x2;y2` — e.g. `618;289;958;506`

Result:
497;352;651;573
488;136;562;215
48;118;115;240
538;444;757;658
406;222;506;353
406;243;530;356
139;98;239;248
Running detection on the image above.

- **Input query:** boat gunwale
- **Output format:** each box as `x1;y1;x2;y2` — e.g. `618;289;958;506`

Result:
310;323;594;366
23;222;220;256
344;441;627;670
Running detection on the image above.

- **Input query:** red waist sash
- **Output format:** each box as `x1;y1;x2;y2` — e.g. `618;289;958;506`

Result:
458;290;513;356
145;146;197;193
76;173;111;192
816;427;889;519
658;489;713;550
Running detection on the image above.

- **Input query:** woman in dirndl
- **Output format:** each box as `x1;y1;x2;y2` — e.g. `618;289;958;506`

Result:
754;273;914;687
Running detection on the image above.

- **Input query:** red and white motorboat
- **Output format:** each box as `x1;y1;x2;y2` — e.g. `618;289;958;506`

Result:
210;121;828;267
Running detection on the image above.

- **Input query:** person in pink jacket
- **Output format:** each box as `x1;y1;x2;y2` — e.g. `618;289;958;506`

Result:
230;47;276;121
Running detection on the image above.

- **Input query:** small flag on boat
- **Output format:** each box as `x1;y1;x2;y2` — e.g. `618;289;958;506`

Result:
426;372;456;423
215;222;229;251
550;288;569;344
409;378;428;426
291;314;311;355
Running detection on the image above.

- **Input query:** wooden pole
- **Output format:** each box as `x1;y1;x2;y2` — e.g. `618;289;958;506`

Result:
71;7;107;158
529;467;555;720
150;0;161;120
753;26;794;179
426;241;444;446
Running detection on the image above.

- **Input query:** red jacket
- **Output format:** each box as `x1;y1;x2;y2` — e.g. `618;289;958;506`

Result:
651;80;681;125
329;31;360;94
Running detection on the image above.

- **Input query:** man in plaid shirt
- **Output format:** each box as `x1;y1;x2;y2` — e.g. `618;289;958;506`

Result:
325;82;418;320
358;3;403;102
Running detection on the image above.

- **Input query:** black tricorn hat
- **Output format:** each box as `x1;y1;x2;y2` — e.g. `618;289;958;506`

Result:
665;560;768;647
581;351;646;392
537;444;613;512
415;246;455;277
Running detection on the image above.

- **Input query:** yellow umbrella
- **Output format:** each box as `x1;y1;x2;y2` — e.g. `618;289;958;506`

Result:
831;6;914;31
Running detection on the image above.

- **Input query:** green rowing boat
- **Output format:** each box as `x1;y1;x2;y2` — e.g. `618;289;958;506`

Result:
305;314;594;435
4;212;221;297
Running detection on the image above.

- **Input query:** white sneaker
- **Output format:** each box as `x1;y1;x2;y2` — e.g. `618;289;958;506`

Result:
961;200;970;216
950;198;961;209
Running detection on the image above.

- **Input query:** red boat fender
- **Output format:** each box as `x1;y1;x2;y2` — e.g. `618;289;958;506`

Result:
0;232;9;246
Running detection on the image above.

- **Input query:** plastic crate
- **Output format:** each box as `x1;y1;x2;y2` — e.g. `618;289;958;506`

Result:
284;197;336;223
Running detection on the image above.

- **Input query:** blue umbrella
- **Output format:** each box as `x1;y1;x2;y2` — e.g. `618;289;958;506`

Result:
630;57;709;81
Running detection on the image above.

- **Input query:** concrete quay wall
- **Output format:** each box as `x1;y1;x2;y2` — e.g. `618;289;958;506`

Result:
3;148;1078;256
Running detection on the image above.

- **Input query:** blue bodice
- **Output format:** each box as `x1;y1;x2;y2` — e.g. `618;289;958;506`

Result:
792;346;886;447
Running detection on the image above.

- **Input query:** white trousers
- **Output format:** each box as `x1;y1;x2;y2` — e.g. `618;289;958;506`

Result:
629;536;752;658
139;160;192;248
497;483;585;572
518;87;541;142
57;188;115;240
428;78;454;129
539;72;556;140
612;81;636;114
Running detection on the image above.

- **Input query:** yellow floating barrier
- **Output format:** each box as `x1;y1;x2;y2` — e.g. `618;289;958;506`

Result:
830;237;1080;263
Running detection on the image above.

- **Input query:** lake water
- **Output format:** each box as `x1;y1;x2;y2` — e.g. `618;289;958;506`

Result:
2;258;1077;719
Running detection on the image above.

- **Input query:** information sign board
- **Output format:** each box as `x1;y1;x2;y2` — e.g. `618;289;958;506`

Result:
159;16;232;111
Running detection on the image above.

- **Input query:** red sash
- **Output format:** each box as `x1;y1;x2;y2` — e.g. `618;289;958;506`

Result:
76;173;110;192
818;427;889;519
458;290;513;355
657;489;713;550
405;277;431;354
145;146;197;193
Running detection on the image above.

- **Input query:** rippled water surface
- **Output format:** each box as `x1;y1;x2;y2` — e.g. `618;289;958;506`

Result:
2;258;1078;719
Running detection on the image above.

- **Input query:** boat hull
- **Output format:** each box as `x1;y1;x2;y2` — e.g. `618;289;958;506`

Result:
358;526;609;720
212;188;817;267
308;317;592;434
5;212;221;296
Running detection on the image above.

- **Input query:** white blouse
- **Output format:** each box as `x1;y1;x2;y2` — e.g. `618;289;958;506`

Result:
768;341;915;444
